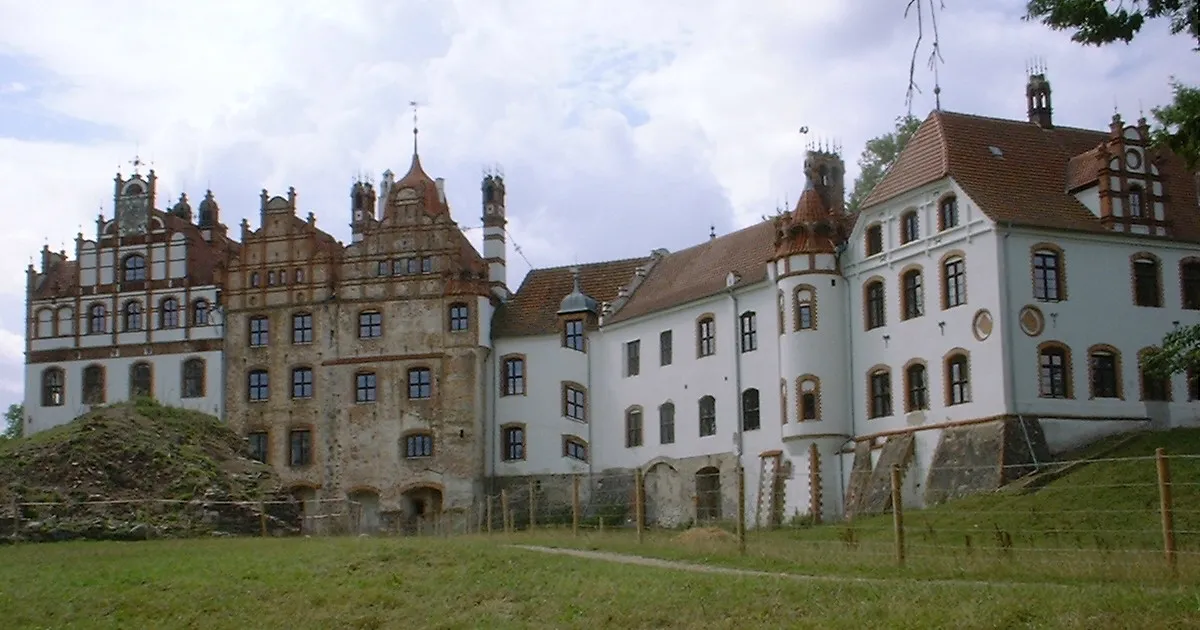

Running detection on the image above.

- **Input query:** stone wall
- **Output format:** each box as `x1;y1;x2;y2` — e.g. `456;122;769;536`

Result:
923;416;1049;506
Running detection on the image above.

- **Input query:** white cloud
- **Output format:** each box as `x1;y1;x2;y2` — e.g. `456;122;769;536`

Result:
0;0;1197;406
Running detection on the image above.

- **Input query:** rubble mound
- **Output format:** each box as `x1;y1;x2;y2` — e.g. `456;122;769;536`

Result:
675;526;736;547
0;399;300;542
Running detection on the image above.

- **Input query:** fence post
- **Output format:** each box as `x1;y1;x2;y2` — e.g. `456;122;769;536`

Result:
736;465;746;556
528;479;536;530
572;475;581;537
501;489;510;534
259;500;268;538
486;495;494;535
890;464;905;568
635;468;645;544
10;497;18;539
1155;447;1178;576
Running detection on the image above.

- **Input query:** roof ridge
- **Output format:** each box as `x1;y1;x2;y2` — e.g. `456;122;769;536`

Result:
935;109;1108;136
528;255;653;274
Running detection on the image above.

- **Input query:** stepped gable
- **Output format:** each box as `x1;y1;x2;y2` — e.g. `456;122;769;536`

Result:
492;256;650;337
605;220;776;325
861;110;1200;241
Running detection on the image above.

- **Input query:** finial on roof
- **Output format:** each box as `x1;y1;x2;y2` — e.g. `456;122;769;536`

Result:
709;224;716;240
410;100;421;157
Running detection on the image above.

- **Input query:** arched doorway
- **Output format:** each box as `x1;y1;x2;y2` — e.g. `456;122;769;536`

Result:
348;489;382;534
402;485;444;532
644;462;685;527
695;466;721;523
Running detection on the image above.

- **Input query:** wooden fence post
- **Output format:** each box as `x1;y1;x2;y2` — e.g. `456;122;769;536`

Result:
259;500;268;538
572;475;581;537
635;468;645;544
501;489;510;534
1156;447;1178;576
890;465;905;568
10;497;18;539
486;495;494;535
736;465;746;555
528;479;537;530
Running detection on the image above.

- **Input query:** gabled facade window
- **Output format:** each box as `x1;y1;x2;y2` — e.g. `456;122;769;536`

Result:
739;311;757;352
938;195;959;230
122;254;147;282
1132;255;1162;307
41;368;64;407
563;436;588;462
697;316;716;358
563;383;587;421
741;388;760;431
1032;247;1064;302
502;356;525;396
864;280;885;330
904;363;928;411
563;319;585;351
449;303;469;331
355;371;377;403
502;425;525;461
942;256;967;309
1038;343;1071;399
1128;184;1145;218
1088;347;1121;399
292;367;313;399
658;402;675;444
901;268;924;320
868;369;892;419
129;362;152;399
698;395;716;437
625;340;640;377
408;368;432;399
865;224;883;256
289;429;312;467
1181;259;1200;310
946;352;971;405
405;433;433;458
249;316;269;347
794;286;816;331
248;369;269;401
182;358;206;398
160;298;180;329
292;312;313;344
82;365;105;405
358;311;382;338
900;210;919;244
248;431;268;463
659;330;673;365
625;407;643;448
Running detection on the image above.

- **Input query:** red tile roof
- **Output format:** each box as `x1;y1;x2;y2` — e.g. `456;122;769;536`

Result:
605;220;778;325
862;110;1200;241
492;257;650;337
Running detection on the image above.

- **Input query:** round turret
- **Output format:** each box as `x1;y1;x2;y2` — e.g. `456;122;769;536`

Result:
197;190;219;228
170;193;192;221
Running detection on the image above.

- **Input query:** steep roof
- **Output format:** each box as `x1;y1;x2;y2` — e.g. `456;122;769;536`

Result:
605;220;777;325
492;257;649;337
860;110;1200;242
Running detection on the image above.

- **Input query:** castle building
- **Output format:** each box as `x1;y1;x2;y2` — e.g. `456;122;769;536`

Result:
24;73;1200;528
24;166;238;433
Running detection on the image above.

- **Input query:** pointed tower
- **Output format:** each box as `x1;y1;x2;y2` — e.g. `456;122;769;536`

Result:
1027;72;1053;129
482;173;508;297
349;180;377;243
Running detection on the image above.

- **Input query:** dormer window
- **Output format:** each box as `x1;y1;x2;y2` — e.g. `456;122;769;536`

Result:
1128;184;1144;218
563;319;584;351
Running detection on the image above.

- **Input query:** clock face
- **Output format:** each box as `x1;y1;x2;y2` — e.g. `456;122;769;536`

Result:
1125;149;1142;170
117;196;148;236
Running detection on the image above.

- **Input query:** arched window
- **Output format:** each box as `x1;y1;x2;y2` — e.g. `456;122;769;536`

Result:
942;256;967;309
1088;346;1121;399
122;254;146;282
123;301;143;331
945;353;970;405
1132;254;1161;307
938;195;959;230
901;268;924;320
34;308;53;339
698;395;716;437
129;362;152;399
625;407;643;448
658;402;675;444
563;436;588;461
88;304;107;334
741;388;760;431
182;358;206;398
739;311;757;352
904;363;928;411
868;368;892;418
794;286;816;331
1038;343;1071;399
697;316;716;357
864;280;885;330
797;377;820;421
160;297;180;329
193;299;210;326
82;364;105;405
41;367;64;407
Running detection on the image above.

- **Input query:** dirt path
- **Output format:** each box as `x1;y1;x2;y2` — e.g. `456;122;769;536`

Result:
509;545;1131;591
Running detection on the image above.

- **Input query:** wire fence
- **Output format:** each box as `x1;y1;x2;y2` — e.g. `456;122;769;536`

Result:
3;448;1197;581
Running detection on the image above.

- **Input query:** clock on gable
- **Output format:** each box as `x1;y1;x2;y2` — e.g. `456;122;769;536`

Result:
117;195;149;237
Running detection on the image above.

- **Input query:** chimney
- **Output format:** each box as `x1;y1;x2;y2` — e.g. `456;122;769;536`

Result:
435;178;446;204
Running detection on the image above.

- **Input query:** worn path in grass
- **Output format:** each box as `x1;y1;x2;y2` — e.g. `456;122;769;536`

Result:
511;544;1174;592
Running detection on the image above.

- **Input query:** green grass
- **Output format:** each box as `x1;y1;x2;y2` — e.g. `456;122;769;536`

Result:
1;536;1199;629
517;428;1200;586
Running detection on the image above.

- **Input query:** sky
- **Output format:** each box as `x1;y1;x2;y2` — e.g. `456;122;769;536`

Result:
0;0;1197;409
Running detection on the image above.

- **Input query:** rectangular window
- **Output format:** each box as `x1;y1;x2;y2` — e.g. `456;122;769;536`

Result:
292;312;313;344
181;359;205;398
289;429;312;467
356;372;377;403
392;259;406;275
944;258;966;308
1091;353;1119;398
1039;350;1068;398
797;303;813;330
564;385;586;421
741;389;760;431
740;312;757;352
659;330;673;366
564;438;588;462
698;318;715;357
869;372;892;418
865;282;886;329
378;260;389;276
563;319;585;351
248;431;268;463
503;426;525;461
503;358;525;395
408;368;432;399
625;340;640;377
421;256;434;273
659;404;675;445
1032;251;1061;302
902;271;923;319
249;316;269;347
625;409;643;448
407;258;419;274
939;197;959;230
248;370;269;401
698;396;716;437
905;365;928;411
405;434;433;458
1133;259;1161;307
358;311;382;338
449;304;469;331
292;368;313;399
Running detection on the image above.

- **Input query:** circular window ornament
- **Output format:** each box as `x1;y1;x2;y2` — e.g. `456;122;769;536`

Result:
1019;305;1045;337
1125;149;1142;170
972;309;994;341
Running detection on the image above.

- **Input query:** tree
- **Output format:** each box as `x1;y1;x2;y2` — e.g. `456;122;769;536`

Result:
1143;325;1200;380
847;114;922;212
1024;0;1200;168
2;403;23;440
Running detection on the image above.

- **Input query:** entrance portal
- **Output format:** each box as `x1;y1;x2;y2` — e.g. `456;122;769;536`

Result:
402;486;444;531
348;489;382;534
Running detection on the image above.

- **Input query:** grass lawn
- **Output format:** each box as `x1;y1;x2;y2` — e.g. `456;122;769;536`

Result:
2;536;1199;630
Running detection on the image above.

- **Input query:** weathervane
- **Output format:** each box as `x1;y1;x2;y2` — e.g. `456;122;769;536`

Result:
129;154;145;175
410;100;421;155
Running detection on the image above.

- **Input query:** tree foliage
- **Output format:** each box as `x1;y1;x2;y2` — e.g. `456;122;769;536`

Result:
848;115;922;213
1143;325;1200;379
1149;81;1200;169
2;403;23;440
1024;0;1200;49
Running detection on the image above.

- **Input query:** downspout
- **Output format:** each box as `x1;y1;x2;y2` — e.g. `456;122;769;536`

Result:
839;246;854;514
586;326;595;479
486;345;497;491
728;285;746;533
999;222;1039;470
